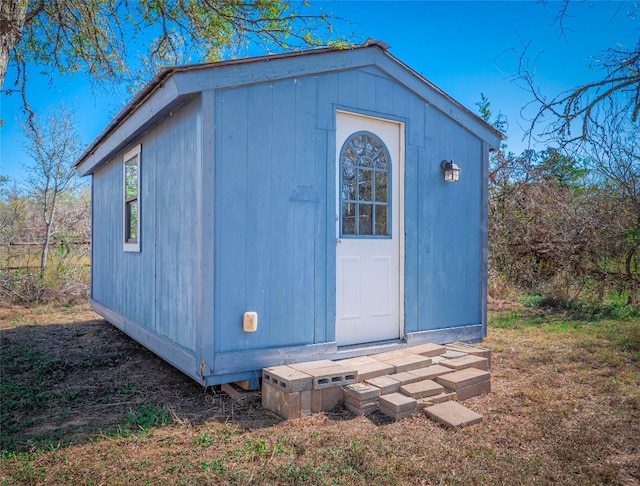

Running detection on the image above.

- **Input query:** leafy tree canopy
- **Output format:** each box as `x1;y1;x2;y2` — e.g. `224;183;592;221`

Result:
1;0;344;115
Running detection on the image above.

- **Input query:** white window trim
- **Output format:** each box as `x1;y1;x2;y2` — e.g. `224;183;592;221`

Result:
123;144;141;252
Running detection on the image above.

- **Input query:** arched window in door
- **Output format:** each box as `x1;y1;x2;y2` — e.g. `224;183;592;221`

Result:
339;131;391;237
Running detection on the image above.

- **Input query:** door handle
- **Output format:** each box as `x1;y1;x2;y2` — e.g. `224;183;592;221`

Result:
336;239;342;246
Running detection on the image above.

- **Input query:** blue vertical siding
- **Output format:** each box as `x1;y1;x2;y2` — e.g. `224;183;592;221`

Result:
213;65;486;355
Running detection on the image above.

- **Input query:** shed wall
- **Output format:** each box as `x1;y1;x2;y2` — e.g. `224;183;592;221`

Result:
92;97;201;354
213;66;485;356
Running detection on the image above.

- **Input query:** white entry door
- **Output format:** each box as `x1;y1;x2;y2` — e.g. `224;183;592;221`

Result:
335;111;403;346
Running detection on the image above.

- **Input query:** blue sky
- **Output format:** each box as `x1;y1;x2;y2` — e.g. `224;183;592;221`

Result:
1;1;638;184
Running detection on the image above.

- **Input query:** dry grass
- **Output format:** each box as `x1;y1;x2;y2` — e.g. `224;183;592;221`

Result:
1;303;639;485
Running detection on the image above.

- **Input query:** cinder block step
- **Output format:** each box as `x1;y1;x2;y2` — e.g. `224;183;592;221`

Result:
379;354;432;373
262;365;313;392
262;381;311;419
405;343;447;357
288;359;336;372
345;401;378;416
337;355;379;367
435;368;490;390
366;375;401;395
290;363;357;389
424;401;483;428
311;387;344;412
400;379;443;399
407;364;455;381
440;355;489;371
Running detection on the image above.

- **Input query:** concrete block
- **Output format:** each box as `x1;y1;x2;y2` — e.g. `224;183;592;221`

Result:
301;364;357;389
380;354;432;373
262;381;306;419
366;375;401;395
440;355;489;371
262;365;313;392
405;343;447;357
343;383;381;402
424;401;483;428
350;360;395;381
455;379;491;401
378;405;416;421
416;391;457;409
407;364;455;381
311;386;344;412
435;368;490;390
400;380;444;399
378;393;417;413
388;371;421;385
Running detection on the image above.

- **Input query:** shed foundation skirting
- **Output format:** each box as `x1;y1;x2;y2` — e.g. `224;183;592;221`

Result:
92;300;485;386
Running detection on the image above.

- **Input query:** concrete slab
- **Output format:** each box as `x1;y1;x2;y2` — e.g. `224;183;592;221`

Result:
262;365;313;392
455;379;491;401
288;359;336;371
343;383;381;402
379;392;417;413
424;401;483;428
337;356;380;367
378;405;415;421
405;342;447;357
380;354;432;373
435;368;490;390
371;349;409;361
345;402;378;416
366;375;401;395
400;379;444;399
350;360;395;381
407;364;455;381
441;350;468;359
416;391;457;409
440;355;489;371
388;371;421;385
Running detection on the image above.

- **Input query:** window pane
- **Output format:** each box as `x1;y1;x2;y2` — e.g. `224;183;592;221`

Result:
342;203;356;235
125;157;138;199
375;205;389;236
127;200;138;242
342;145;358;166
359;204;373;235
374;151;389;170
358;169;372;201
342;166;356;201
365;134;382;159
375;171;388;202
351;135;365;156
360;156;373;168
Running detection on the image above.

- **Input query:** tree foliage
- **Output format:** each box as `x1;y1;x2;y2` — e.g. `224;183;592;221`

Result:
20;105;84;276
1;0;343;114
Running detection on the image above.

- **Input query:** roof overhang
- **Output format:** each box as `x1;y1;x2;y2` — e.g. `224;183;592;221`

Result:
75;42;503;176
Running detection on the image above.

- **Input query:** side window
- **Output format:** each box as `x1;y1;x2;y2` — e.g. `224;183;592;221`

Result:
340;131;391;238
123;145;141;252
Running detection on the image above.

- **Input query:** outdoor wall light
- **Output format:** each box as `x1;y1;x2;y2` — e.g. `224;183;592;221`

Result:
441;160;461;182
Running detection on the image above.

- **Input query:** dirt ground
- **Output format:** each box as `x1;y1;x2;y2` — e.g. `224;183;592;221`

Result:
1;301;639;485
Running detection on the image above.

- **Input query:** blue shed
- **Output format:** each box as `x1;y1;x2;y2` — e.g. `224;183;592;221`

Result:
75;41;502;386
